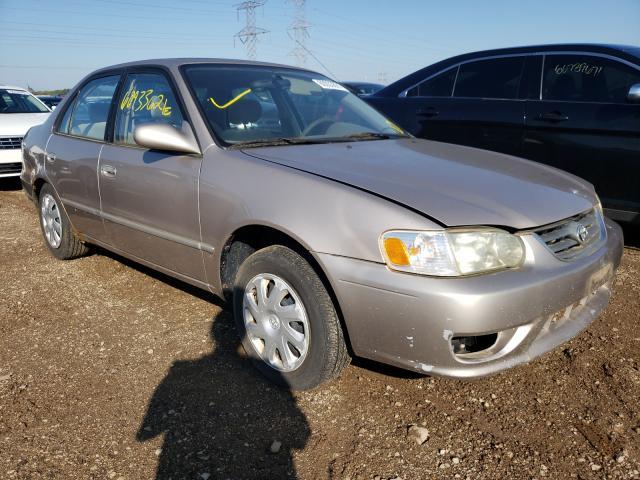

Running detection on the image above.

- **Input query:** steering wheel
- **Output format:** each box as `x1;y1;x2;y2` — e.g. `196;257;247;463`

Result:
301;116;335;136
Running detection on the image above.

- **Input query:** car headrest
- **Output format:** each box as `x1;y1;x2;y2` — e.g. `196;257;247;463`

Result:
227;99;262;125
88;102;110;122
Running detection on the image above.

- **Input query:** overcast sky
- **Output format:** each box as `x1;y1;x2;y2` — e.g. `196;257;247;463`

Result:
1;0;639;90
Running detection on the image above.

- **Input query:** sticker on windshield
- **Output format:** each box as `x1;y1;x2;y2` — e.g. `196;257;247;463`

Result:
6;89;28;95
312;79;348;92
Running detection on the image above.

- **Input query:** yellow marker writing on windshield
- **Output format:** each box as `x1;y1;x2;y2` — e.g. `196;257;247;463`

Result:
209;88;252;109
386;119;405;135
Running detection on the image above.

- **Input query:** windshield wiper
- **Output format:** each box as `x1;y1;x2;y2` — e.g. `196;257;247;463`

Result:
341;132;391;140
229;131;405;149
229;137;329;149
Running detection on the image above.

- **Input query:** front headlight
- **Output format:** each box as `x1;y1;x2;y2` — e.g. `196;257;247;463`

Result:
380;229;525;276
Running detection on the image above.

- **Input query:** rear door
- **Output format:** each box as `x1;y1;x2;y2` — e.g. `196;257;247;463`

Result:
373;56;528;156
524;53;640;218
45;74;121;241
98;69;206;281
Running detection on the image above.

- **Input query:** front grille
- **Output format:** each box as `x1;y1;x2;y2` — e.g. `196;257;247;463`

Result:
535;208;605;260
0;162;22;175
0;136;23;150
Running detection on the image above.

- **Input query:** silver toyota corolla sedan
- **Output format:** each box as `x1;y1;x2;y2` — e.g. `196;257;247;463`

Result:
20;59;623;390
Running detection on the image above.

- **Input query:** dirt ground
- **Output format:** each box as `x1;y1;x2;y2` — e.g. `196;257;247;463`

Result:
1;180;639;480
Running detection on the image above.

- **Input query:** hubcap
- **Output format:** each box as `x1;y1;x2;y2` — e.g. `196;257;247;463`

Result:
243;273;310;372
40;193;62;249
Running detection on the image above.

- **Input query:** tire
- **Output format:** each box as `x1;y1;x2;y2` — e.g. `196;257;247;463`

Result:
38;183;89;260
232;245;350;390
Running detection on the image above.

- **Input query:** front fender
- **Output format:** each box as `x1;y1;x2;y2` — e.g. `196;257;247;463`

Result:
199;148;440;293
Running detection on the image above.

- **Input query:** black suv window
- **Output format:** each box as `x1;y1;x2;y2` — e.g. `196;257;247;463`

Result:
59;75;120;140
406;67;456;97
454;56;524;99
542;54;640;103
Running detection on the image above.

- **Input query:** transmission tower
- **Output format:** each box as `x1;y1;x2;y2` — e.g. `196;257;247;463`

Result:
234;1;268;60
287;0;310;67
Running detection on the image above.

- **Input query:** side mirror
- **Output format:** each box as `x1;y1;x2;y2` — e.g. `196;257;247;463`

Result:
627;83;640;103
133;123;200;155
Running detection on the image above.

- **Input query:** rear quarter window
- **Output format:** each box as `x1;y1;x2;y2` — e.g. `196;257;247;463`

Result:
454;56;525;99
406;67;456;97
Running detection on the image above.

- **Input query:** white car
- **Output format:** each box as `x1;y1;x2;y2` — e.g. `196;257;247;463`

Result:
0;85;50;178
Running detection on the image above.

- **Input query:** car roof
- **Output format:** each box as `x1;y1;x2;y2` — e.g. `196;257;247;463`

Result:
0;85;29;91
91;57;318;76
376;43;640;96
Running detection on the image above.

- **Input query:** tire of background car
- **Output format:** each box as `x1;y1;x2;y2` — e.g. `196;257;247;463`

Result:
232;245;350;390
38;183;89;260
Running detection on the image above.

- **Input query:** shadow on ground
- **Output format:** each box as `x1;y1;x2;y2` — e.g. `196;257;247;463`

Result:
0;178;22;191
621;222;640;249
137;311;310;480
91;250;311;478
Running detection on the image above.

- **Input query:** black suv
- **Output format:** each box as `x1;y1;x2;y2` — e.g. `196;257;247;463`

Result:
366;44;640;224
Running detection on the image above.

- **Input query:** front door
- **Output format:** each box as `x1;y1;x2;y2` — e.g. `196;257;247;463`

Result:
98;71;205;281
524;53;640;219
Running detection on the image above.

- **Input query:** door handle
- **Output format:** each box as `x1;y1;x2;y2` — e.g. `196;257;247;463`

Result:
417;107;439;118
537;111;569;122
100;165;117;178
45;153;56;163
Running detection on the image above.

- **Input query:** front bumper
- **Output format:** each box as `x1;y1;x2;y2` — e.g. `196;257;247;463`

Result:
0;148;22;178
315;218;623;378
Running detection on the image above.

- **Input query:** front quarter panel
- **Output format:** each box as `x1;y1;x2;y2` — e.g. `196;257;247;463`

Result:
199;148;441;293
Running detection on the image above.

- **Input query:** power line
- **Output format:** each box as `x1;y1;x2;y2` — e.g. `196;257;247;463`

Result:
287;0;310;68
234;1;269;61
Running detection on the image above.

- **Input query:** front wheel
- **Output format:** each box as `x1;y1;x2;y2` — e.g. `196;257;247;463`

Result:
232;245;350;390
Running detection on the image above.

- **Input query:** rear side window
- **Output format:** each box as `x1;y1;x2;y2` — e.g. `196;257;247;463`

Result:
406;67;456;97
454;57;525;99
114;72;185;146
542;54;640;103
59;75;120;140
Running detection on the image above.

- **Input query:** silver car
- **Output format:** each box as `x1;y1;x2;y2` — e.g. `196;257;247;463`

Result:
20;59;623;389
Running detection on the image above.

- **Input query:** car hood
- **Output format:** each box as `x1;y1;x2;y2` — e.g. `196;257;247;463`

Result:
241;138;596;229
0;113;50;136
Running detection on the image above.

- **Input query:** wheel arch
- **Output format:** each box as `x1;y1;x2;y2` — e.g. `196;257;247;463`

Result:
219;223;354;354
33;177;47;201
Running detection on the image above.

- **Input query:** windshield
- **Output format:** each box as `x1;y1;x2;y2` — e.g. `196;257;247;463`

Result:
0;89;50;113
183;64;407;147
348;83;384;95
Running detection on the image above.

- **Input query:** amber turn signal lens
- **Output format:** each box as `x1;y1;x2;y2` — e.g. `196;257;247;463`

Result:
383;237;410;266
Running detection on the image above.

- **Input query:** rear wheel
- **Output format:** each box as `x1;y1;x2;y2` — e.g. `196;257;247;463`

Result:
232;245;350;390
38;183;89;260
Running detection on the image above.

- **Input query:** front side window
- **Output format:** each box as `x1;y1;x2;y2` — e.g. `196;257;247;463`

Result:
0;89;49;113
542;54;640;103
406;67;456;97
62;75;120;140
114;72;185;145
183;64;407;147
454;57;524;99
